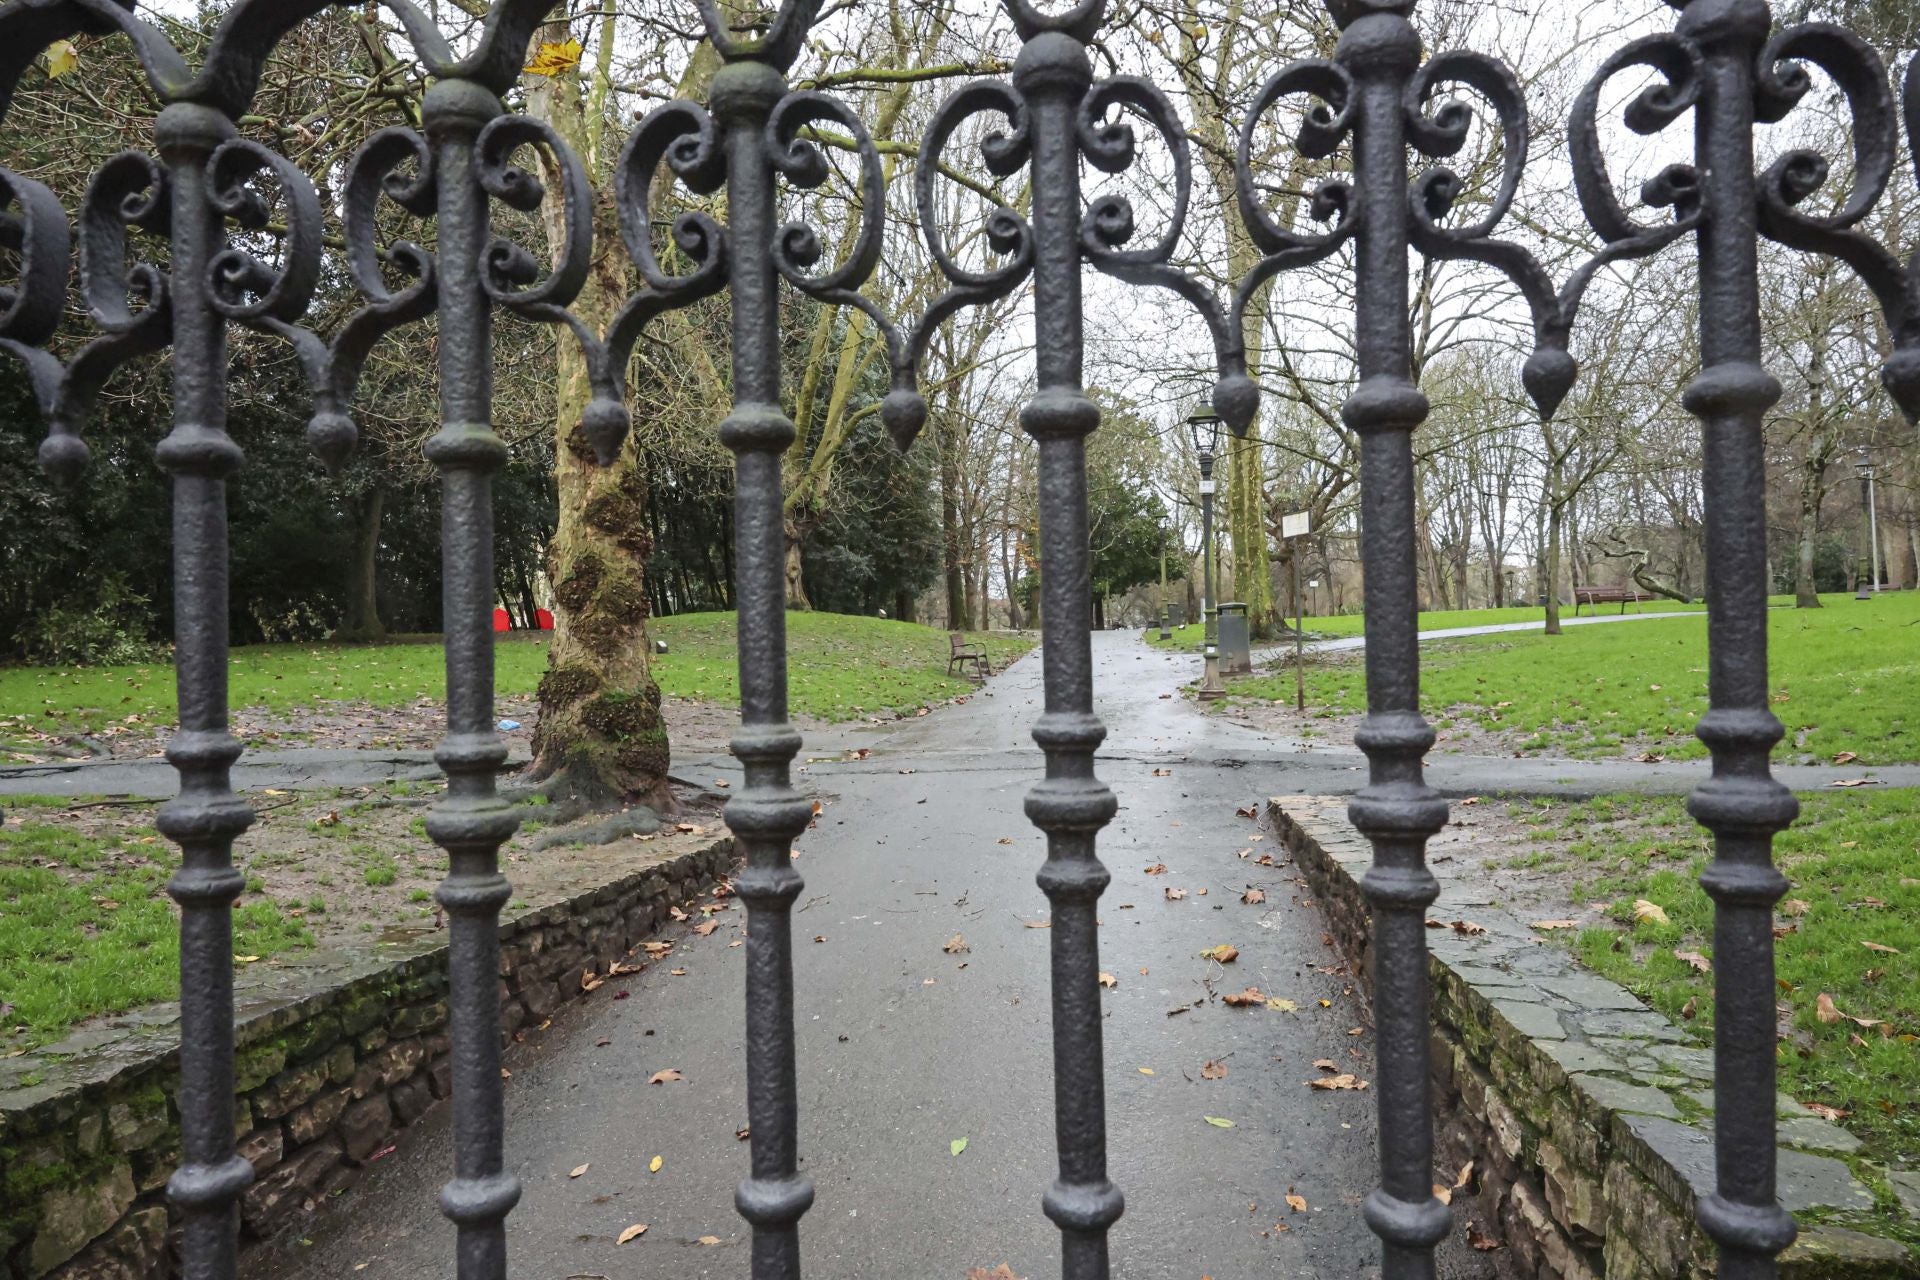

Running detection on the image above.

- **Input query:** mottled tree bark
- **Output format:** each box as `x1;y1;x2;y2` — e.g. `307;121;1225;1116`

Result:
524;17;672;810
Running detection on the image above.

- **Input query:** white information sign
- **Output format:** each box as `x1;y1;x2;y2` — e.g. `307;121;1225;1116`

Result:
1280;511;1311;540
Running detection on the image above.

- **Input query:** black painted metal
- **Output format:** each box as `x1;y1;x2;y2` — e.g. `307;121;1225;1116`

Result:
1;0;1916;1277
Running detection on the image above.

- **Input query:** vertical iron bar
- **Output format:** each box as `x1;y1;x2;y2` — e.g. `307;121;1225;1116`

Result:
712;57;816;1279
1335;5;1451;1276
156;100;254;1280
1013;29;1124;1280
1677;0;1798;1273
422;77;522;1280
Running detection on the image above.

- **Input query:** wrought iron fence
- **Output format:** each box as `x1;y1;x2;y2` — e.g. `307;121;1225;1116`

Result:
0;0;1914;1277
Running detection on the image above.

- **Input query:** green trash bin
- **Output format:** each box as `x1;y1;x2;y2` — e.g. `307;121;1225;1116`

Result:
1218;601;1251;676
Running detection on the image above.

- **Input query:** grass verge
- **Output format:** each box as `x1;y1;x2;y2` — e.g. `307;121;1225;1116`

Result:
1506;788;1919;1166
1222;591;1916;762
0;796;312;1051
1143;600;1713;650
0;612;1036;750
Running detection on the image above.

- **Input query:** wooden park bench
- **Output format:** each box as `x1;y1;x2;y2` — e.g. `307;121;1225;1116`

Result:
1571;585;1657;616
947;632;990;680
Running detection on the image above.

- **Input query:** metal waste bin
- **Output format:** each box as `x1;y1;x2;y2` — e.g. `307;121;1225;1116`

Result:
1167;602;1185;628
1217;601;1251;675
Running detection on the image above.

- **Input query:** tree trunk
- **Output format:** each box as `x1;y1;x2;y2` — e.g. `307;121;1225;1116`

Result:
1544;495;1565;636
341;484;385;642
526;17;672;812
1794;459;1826;608
784;516;811;610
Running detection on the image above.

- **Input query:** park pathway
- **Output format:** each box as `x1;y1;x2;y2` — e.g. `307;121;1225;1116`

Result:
243;635;1495;1280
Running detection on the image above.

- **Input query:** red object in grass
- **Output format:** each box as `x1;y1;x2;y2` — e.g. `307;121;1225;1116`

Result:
536;608;554;631
493;608;510;633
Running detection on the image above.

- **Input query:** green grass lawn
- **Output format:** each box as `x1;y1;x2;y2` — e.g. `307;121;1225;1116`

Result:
1223;591;1917;762
1505;789;1920;1168
0;612;1035;748
1143;599;1712;650
0;797;312;1051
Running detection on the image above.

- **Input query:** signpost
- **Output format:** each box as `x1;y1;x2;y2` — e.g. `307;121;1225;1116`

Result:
1281;512;1310;712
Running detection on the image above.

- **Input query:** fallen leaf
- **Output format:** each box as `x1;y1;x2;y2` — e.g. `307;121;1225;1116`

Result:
713;778;730;788
813;935;827;943
736;1125;751;1140
1201;1060;1228;1080
643;941;674;957
1804;1103;1849;1122
1449;920;1487;936
1144;863;1169;875
1098;972;1118;988
1862;941;1900;954
1530;920;1579;931
1024;919;1051;929
1467;1221;1502;1251
670;906;689;922
1200;944;1239;963
996;837;1014;845
1203;1116;1235;1128
1832;751;1859;764
570;1163;590;1179
1267;997;1297;1012
1165;887;1188;901
1454;1159;1475;1190
1830;778;1882;788
1434;1183;1452;1205
1284;1192;1307;1213
1632;899;1671;926
669;968;687;976
964;1266;1024;1280
1139;1067;1155;1076
1673;949;1711;973
1308;1074;1367;1091
525;37;584;76
648;1155;663;1173
950;1137;968;1157
1781;899;1811;917
697;1236;721;1246
943;934;970;954
1222;987;1265;1007
1815;992;1844;1024
1235;805;1258;818
648;1069;683;1085
1241;887;1266;905
616;1223;648;1245
43;39;78;79
1312;1058;1339;1071
693;921;719;937
1681;996;1697;1020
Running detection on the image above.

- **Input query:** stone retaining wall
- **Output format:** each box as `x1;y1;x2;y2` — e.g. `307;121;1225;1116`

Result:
1269;795;1918;1279
1;834;735;1280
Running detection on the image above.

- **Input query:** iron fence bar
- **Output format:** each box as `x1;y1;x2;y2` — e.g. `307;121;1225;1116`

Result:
1332;5;1452;1277
1009;18;1125;1280
156;98;257;1280
708;44;817;1280
1678;0;1799;1273
420;75;524;1280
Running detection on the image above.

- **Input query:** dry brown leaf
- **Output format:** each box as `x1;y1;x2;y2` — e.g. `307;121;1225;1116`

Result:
1862;941;1901;954
643;941;674;957
1815;992;1844;1024
1242;887;1266;905
1830;777;1882;788
1467;1221;1502;1251
1144;862;1169;875
1632;899;1671;926
648;1069;683;1085
570;1163;590;1179
1434;1183;1452;1206
944;934;970;954
616;1223;648;1245
1284;1192;1307;1213
1098;972;1118;988
1307;1074;1367;1091
697;1235;721;1246
964;1266;1025;1280
1312;1058;1339;1072
1832;751;1859;764
1235;805;1258;818
1165;887;1189;901
1221;987;1265;1007
1454;1159;1475;1190
1200;944;1239;964
1449;920;1487;936
1673;949;1712;973
996;837;1014;845
1781;899;1811;917
1024;919;1052;929
1530;920;1579;931
693;922;719;937
1201;1060;1228;1080
1804;1102;1849;1122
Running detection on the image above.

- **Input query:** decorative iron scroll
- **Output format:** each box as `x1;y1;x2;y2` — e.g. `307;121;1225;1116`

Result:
0;0;1914;1278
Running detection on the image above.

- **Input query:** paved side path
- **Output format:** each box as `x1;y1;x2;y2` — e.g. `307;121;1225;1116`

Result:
1253;607;1705;663
243;636;1497;1279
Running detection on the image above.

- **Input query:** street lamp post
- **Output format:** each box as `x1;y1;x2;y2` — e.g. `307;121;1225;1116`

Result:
1857;449;1882;597
1191;411;1225;700
1158;523;1171;640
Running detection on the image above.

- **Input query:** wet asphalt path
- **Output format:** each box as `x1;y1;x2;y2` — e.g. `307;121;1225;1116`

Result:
248;634;1495;1279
